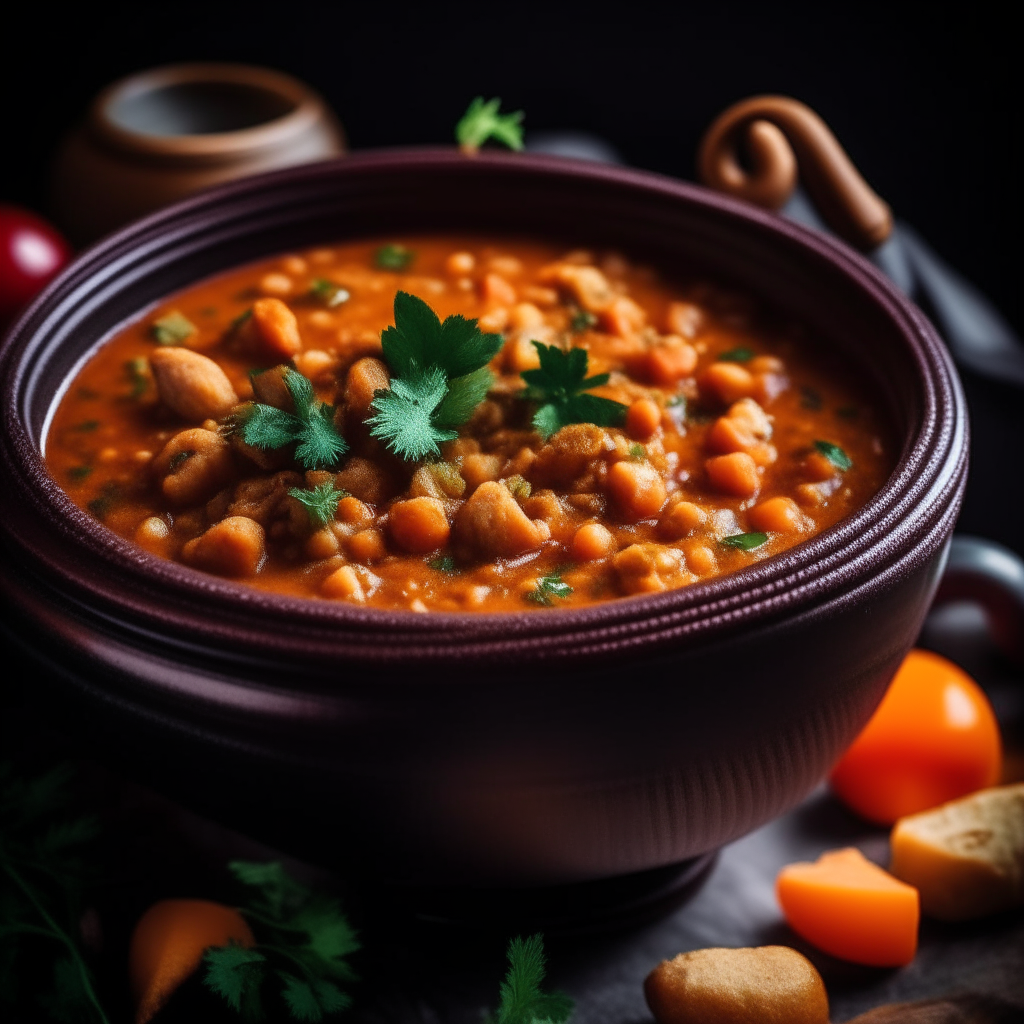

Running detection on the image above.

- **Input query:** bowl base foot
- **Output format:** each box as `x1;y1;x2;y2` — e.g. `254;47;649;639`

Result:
374;853;717;935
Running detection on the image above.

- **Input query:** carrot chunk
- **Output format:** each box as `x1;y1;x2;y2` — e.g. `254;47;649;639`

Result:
776;847;919;967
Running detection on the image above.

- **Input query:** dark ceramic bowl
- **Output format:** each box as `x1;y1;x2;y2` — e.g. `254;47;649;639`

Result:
0;151;968;887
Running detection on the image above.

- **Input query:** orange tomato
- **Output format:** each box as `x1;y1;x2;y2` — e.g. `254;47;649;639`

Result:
830;649;1001;824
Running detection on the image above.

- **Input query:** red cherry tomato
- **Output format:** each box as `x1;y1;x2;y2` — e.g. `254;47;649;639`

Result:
0;205;70;325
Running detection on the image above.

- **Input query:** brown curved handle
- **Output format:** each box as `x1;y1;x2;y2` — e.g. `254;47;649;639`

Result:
698;95;893;252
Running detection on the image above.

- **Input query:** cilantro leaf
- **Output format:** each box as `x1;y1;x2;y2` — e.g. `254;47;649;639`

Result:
278;973;351;1020
228;861;310;920
150;310;196;345
309;279;349;307
367;368;457;462
434;366;495;427
718;347;754;363
238;402;301;451
719;531;768;550
456;97;525;153
813;439;852;471
525;572;574;607
489;934;573;1024
293;405;348;471
203;944;266;1013
374;244;415;271
125;357;150;398
288;482;349;528
520;342;627;440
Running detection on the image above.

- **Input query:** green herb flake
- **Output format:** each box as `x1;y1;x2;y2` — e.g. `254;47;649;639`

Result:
719;531;768;551
202;860;359;1022
428;555;457;573
72;420;100;432
814;439;852;471
126;357;150;398
519;342;628;440
526;572;574;607
230;308;253;332
487;933;573;1024
288;481;349;528
310;278;350;308
717;347;755;363
150;310;196;345
168;450;194;471
629;442;647;461
800;386;823;410
570;309;598;332
455;96;525;154
836;405;860;420
368;291;502;461
374;244;415;271
87;484;120;520
68;465;92;482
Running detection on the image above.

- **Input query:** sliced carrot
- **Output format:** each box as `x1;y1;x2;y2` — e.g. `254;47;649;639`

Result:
130;898;255;1024
776;848;919;967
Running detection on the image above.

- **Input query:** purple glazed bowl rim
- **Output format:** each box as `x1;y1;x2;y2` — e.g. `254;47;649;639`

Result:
0;148;967;670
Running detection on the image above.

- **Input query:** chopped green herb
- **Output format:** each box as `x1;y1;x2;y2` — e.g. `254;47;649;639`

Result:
800;386;823;410
126;357;149;398
570;309;598;332
368;291;502;461
720;531;768;551
168;450;194;471
456;96;525;154
68;465;92;482
486;933;572;1024
526;571;574;606
230;308;253;332
519;342;627;441
235;369;348;471
813;439;852;471
72;420;100;432
502;475;532;500
310;278;350;308
203;861;359;1022
717;347;755;363
428;555;457;573
288;481;349;528
150;310;196;345
629;442;647;460
87;484;120;520
374;244;415;271
836;405;859;420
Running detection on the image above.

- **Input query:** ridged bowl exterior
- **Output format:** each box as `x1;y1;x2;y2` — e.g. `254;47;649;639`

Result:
0;151;967;884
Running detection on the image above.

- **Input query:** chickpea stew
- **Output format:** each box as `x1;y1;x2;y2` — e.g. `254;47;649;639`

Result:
45;238;893;612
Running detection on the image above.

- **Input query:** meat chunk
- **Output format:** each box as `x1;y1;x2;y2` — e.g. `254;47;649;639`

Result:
153;428;235;506
150;348;238;422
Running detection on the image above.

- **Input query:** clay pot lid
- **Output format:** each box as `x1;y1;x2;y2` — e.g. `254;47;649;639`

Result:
87;63;337;164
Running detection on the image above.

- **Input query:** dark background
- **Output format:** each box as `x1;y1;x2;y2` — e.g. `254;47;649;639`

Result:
3;2;1022;547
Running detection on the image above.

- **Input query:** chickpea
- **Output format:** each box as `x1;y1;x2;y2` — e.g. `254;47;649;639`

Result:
347;528;387;563
706;452;760;498
571;523;615;561
659;500;707;540
749;496;808;533
153;428;234;506
701;362;756;405
305;527;341;559
626;398;662;440
445;251;476;276
259;272;293;297
605;460;667;521
182;516;265;577
149;348;238;422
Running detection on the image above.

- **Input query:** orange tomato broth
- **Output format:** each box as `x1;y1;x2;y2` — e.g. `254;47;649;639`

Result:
45;237;894;612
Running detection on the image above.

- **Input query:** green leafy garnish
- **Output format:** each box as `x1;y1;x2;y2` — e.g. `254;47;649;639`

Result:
570;309;598;333
68;465;92;481
374;244;415;271
230;308;254;332
150;310;196;345
126;357;150;398
202;860;359;1022
800;385;823;410
87;483;120;520
717;347;754;363
525;571;574;607
368;291;503;461
520;342;627;441
310;279;350;308
719;531;768;550
428;555;457;573
487;934;573;1024
168;450;194;471
456;96;525;154
288;482;349;528
236;369;348;470
813;439;852;471
0;762;110;1024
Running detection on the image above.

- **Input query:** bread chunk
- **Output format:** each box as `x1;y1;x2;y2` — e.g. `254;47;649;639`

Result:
644;945;829;1024
890;783;1024;920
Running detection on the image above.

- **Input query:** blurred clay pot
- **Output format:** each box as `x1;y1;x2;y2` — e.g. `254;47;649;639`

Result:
51;63;345;244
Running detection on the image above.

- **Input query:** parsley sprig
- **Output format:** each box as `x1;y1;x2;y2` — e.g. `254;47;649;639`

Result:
487;934;572;1024
203;861;359;1022
235;369;348;470
520;343;627;441
814;439;852;471
367;291;502;461
526;570;574;606
288;482;349;528
456;97;525;154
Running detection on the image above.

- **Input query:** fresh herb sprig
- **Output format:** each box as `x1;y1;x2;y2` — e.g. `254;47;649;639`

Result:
367;291;502;461
720;531;768;550
487;934;572;1024
288;482;349;528
235;369;348;470
374;245;415;271
813;439;852;471
0;762;109;1024
456;97;525;154
526;570;574;607
203;861;359;1022
519;343;627;441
